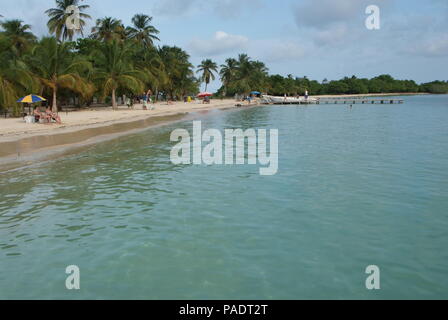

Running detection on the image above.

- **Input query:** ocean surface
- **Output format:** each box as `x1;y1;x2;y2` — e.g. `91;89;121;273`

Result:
0;95;447;299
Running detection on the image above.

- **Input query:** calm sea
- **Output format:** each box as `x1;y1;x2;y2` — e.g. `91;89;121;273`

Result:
0;95;447;299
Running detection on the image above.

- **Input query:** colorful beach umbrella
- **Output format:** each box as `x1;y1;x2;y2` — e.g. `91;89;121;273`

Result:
17;94;47;103
197;92;213;98
17;95;47;116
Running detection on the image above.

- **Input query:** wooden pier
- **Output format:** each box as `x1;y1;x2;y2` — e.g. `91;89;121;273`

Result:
269;99;404;105
317;98;404;105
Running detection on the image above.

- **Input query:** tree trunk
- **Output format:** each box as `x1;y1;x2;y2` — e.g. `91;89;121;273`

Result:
112;88;117;109
205;82;208;92
52;88;58;113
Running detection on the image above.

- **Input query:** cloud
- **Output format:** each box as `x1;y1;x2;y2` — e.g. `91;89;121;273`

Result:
293;0;365;29
293;0;392;30
262;41;307;63
153;0;265;18
314;23;349;46
406;33;448;57
188;31;249;56
153;0;198;16
212;0;265;18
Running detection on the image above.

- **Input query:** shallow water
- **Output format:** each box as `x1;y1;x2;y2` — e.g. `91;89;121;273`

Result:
0;95;447;299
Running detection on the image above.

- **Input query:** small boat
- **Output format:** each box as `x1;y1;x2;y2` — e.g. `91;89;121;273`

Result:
261;95;318;105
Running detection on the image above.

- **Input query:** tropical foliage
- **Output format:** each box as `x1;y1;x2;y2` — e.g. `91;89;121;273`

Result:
197;59;218;92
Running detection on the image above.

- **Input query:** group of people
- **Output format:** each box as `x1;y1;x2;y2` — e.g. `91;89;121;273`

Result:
33;106;62;124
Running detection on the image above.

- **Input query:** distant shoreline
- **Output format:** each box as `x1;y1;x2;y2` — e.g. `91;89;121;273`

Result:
312;92;430;98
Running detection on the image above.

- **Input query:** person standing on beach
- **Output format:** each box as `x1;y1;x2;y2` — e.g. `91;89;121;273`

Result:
142;92;148;110
146;89;153;104
305;90;309;100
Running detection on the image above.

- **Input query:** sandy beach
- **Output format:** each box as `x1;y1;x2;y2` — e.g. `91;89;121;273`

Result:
0;99;247;168
0;99;240;143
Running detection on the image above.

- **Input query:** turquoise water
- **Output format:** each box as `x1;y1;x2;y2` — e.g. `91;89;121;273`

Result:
1;95;447;299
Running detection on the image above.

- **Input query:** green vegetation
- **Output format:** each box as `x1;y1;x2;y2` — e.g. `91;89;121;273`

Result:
197;59;218;92
0;0;447;115
219;72;446;97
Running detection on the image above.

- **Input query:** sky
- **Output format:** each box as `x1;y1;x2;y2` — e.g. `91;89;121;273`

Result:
1;0;447;91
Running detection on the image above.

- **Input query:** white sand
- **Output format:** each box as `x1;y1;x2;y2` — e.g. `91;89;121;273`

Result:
0;99;242;143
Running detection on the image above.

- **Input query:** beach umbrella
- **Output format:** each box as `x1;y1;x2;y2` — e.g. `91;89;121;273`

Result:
17;94;47;104
197;92;213;98
17;94;47;115
250;91;261;95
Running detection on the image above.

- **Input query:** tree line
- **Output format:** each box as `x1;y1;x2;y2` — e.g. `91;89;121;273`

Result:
0;0;446;116
248;74;448;97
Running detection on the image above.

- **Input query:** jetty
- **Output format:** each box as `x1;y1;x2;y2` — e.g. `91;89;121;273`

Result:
318;98;404;105
261;95;404;105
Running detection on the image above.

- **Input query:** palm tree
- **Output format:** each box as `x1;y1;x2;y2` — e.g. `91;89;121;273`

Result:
132;45;167;99
0;20;36;55
91;17;126;42
0;34;37;115
197;59;218;92
93;40;145;109
45;0;91;41
158;46;194;99
126;14;160;48
27;37;91;112
220;54;268;95
219;58;237;96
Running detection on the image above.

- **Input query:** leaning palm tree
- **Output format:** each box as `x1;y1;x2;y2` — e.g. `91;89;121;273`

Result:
197;59;218;92
91;17;126;42
0;19;36;55
93;40;145;109
126;14;160;48
45;0;91;41
27;37;91;112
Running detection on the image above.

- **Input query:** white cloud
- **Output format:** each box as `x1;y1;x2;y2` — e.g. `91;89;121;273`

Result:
188;31;249;56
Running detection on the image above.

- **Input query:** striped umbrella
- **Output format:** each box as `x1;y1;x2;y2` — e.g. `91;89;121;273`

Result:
197;92;213;98
17;95;47;117
17;94;47;103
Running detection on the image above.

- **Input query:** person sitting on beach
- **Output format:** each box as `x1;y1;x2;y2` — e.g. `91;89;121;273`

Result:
45;107;62;124
33;106;43;123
